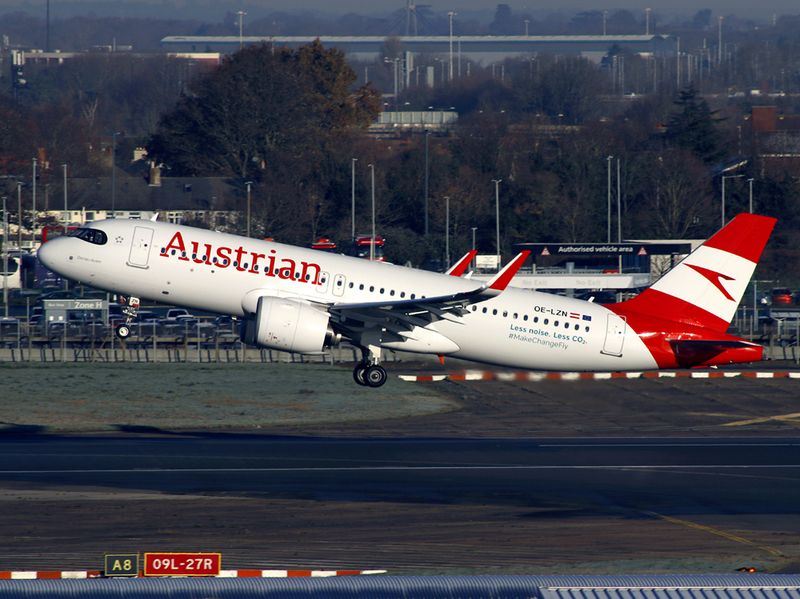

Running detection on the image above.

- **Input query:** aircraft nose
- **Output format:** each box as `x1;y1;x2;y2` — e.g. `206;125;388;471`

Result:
37;237;65;273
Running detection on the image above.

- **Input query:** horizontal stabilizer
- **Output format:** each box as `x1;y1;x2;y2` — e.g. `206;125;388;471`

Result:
669;338;763;367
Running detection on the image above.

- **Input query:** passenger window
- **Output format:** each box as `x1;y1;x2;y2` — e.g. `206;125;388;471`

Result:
513;313;518;319
380;288;384;294
482;307;487;313
574;324;579;330
533;317;539;323
502;311;508;317
370;286;375;292
349;282;354;288
554;320;559;327
390;290;395;296
411;294;416;299
544;319;549;325
585;326;590;332
564;322;570;329
523;315;528;321
400;292;405;298
492;309;497;316
359;284;364;290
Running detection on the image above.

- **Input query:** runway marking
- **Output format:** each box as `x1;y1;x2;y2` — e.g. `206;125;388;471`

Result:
646;511;785;558
722;413;800;427
1;465;800;474
538;442;800;447
400;370;800;382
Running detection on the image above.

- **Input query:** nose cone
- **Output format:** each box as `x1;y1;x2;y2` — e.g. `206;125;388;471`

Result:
37;238;65;274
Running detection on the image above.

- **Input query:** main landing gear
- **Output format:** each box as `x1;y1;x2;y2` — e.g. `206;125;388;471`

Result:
353;345;388;388
115;296;140;340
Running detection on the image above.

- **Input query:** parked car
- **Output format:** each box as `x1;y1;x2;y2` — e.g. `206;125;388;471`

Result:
771;288;793;305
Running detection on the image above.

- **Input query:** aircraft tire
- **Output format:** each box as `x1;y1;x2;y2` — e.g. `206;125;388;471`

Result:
364;365;388;388
115;324;131;339
353;365;367;386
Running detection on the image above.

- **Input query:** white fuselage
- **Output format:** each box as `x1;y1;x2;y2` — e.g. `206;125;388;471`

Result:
39;219;659;371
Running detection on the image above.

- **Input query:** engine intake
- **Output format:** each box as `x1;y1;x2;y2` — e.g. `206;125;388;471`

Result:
241;296;331;353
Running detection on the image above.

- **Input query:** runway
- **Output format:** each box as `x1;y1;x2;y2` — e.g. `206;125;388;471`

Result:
1;436;800;502
0;434;798;572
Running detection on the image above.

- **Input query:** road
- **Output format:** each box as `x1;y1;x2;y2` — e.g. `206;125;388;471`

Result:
0;434;798;573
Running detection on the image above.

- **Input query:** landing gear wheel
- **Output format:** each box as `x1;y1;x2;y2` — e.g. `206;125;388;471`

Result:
115;324;131;339
364;365;388;388
353;365;367;386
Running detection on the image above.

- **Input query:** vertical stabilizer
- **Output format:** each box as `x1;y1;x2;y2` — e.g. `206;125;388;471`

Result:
616;213;776;333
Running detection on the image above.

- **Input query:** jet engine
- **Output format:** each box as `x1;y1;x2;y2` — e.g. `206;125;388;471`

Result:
241;296;336;353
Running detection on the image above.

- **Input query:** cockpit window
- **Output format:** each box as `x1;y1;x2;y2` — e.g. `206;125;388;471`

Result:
68;228;108;245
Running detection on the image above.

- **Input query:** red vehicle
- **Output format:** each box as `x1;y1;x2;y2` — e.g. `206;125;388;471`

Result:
351;235;385;261
771;287;793;305
311;237;338;252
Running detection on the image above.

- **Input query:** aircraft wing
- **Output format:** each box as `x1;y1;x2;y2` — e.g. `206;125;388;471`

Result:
329;252;530;332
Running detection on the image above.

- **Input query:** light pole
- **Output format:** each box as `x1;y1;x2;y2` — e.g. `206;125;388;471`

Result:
471;227;477;271
524;19;529;36
2;195;8;317
444;195;450;269
603;10;608;36
645;7;652;35
368;163;376;261
721;173;744;228
748;178;754;213
244;181;252;237
237;10;246;49
424;131;430;236
16;182;22;249
62;163;68;234
491;179;502;269
448;11;456;82
606;155;613;243
351;158;358;241
111;131;120;219
718;16;723;65
31;157;36;246
616;158;622;273
62;163;68;290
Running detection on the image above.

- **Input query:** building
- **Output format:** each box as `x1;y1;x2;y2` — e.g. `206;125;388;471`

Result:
160;34;676;65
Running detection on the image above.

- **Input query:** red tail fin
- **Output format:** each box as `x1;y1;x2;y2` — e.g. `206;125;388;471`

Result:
615;213;776;333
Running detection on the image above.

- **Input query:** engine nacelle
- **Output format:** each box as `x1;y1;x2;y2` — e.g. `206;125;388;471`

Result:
241;296;331;353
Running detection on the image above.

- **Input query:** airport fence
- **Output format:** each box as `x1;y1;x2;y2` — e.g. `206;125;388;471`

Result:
0;320;402;365
0;318;796;365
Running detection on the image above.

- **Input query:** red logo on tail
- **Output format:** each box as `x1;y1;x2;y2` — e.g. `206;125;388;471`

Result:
687;264;736;301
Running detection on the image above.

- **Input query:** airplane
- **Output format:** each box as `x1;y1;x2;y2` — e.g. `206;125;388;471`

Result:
37;212;775;387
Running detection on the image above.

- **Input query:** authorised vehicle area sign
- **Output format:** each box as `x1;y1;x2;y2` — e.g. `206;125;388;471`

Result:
143;552;221;577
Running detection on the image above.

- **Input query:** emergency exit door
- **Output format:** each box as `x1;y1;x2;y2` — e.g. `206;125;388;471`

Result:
601;313;627;357
127;226;154;268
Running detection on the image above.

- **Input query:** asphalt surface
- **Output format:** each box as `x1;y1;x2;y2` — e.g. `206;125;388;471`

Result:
0;433;798;573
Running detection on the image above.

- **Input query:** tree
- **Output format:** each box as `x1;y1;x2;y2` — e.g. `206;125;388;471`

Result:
146;41;380;179
665;85;724;163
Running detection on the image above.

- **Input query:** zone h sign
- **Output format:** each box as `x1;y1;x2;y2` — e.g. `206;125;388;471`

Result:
143;552;221;577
